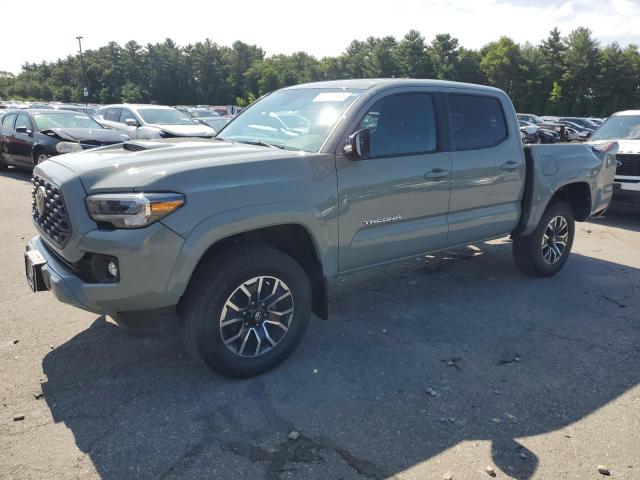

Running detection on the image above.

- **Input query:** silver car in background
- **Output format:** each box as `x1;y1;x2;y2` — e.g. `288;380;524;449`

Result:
95;104;215;139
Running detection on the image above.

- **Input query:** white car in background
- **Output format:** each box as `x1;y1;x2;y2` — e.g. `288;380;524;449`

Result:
95;104;215;139
590;110;640;205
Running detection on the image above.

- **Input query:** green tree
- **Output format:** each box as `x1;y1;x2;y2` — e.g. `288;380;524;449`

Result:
396;30;433;78
429;34;459;80
480;37;526;101
562;27;600;115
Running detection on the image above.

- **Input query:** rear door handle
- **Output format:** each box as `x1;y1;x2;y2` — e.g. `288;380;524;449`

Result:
501;161;519;171
424;168;449;180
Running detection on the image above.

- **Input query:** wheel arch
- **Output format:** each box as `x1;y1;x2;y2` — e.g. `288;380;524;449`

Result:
549;181;592;221
31;143;49;164
168;205;336;321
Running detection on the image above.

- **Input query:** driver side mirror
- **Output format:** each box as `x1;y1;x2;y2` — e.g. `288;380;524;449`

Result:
344;128;370;159
124;118;139;127
16;126;32;135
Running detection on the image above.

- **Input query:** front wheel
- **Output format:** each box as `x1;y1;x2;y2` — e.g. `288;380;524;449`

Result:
180;244;312;378
33;149;49;166
513;200;575;277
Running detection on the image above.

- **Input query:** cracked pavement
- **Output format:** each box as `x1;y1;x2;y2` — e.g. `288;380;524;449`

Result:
0;168;639;479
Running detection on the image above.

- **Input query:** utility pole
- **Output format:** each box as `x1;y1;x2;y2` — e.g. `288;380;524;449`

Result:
76;36;88;106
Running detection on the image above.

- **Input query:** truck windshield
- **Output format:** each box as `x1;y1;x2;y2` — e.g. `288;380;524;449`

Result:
591;115;640;141
218;88;362;152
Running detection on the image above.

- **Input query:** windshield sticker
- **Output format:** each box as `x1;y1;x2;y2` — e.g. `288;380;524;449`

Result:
313;92;353;103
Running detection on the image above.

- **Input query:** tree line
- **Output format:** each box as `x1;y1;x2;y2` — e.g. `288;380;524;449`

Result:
1;27;639;116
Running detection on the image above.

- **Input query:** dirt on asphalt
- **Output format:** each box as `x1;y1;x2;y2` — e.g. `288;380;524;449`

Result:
0;167;638;480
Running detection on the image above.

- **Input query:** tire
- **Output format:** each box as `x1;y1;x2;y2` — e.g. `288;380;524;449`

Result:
513;200;575;277
180;244;312;378
33;149;49;166
0;151;7;171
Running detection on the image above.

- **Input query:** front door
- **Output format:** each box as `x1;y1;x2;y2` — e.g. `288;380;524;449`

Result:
12;112;35;166
337;92;452;271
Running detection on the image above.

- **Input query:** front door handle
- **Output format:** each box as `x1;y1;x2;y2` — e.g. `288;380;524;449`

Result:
424;168;449;180
501;161;519;171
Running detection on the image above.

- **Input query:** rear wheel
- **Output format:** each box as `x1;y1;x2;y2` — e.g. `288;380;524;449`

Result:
180;244;312;378
513;200;575;277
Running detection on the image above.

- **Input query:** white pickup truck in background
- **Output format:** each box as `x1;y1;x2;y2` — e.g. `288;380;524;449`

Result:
590;110;640;206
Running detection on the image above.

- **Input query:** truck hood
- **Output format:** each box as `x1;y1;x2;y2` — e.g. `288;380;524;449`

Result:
149;124;214;137
47;138;305;192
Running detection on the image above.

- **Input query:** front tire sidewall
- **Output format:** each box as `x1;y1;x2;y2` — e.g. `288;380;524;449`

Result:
34;150;49;166
182;246;312;378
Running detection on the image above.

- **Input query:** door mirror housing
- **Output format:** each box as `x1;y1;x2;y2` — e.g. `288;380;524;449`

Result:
16;126;32;135
124;118;139;127
344;128;370;159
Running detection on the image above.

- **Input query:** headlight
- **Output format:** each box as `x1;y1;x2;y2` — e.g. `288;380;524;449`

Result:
85;193;185;229
55;141;82;153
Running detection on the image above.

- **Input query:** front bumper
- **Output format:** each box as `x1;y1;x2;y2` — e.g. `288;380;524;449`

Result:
26;221;185;315
613;179;640;204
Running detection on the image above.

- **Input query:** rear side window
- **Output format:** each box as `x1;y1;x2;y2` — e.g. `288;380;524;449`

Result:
360;93;437;157
105;108;121;122
448;94;507;150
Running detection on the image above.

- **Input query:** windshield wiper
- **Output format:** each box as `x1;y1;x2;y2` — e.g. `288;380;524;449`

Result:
236;140;286;150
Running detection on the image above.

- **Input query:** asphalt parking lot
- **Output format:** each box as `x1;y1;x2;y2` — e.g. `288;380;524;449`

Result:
0;167;638;480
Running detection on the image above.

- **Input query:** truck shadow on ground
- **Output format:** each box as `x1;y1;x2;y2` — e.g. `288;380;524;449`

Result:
41;243;639;480
588;203;640;233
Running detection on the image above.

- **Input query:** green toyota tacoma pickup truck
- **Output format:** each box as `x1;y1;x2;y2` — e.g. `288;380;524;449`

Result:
24;79;618;377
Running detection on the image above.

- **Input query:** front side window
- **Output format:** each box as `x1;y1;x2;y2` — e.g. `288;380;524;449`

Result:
449;94;508;150
359;93;437;157
15;113;32;131
34;113;103;131
137;108;194;126
218;88;362;152
120;109;138;124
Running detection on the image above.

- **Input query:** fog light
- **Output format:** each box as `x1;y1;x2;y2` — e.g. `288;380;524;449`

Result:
107;261;119;278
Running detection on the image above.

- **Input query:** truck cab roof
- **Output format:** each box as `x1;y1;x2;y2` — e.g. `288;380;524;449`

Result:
283;78;505;95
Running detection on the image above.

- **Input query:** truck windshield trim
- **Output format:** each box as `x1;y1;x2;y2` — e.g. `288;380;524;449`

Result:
218;88;363;153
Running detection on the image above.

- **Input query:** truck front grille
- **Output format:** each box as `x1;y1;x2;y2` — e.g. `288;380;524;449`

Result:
616;154;640;177
31;175;71;247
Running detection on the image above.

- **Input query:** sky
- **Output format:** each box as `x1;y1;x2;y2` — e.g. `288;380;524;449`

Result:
2;0;640;74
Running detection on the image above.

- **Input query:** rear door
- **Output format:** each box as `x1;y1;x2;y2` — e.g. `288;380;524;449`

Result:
444;91;525;246
337;90;452;271
12;112;35;166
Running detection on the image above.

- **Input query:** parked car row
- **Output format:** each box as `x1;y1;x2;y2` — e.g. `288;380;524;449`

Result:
0;109;128;170
517;113;605;144
0;101;241;169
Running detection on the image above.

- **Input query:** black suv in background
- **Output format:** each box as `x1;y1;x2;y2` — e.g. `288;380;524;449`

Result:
0;110;127;170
